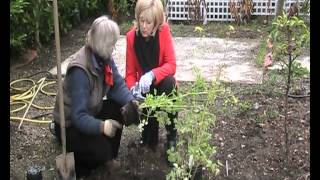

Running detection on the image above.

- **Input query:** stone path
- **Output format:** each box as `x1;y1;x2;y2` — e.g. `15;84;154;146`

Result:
49;36;309;84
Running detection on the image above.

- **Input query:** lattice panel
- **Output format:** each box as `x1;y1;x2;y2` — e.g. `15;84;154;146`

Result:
167;0;307;21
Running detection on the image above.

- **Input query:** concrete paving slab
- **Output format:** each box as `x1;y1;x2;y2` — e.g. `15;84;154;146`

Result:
49;36;309;84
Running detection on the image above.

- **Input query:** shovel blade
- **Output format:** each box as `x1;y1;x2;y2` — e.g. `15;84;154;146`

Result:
55;152;76;180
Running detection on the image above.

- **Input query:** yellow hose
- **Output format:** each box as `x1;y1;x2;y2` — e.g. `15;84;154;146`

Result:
10;76;57;125
10;117;52;124
40;81;57;96
10;78;35;91
27;101;54;110
10;86;36;101
10;101;28;113
18;77;47;129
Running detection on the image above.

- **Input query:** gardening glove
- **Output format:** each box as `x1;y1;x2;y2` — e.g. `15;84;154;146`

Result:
139;71;155;94
130;82;145;101
120;100;141;126
103;119;122;138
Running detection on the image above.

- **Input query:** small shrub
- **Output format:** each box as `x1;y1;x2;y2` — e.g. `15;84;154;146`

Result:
139;67;242;179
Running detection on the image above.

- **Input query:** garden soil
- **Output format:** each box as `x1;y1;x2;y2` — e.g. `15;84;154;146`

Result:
10;18;310;179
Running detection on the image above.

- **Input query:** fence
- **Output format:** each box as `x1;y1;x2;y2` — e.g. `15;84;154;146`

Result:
166;0;306;21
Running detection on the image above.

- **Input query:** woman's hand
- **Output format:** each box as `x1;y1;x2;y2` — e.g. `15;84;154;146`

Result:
103;119;122;137
139;71;155;94
120;100;141;126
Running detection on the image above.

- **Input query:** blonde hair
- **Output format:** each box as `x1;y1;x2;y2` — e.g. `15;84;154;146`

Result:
134;0;165;33
86;16;120;59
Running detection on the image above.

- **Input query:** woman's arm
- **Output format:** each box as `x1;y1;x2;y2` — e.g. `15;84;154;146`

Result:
125;32;139;89
69;67;103;135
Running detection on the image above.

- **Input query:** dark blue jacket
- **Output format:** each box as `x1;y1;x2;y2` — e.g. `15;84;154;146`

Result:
53;47;133;135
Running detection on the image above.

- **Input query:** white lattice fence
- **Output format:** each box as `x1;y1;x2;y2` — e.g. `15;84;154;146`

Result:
166;0;307;21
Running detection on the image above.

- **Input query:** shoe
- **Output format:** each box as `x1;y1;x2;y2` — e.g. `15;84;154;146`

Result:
75;164;92;178
106;159;121;172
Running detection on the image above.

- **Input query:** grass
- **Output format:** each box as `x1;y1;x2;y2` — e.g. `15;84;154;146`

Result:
169;21;232;38
168;17;272;38
117;16;278;41
256;38;267;67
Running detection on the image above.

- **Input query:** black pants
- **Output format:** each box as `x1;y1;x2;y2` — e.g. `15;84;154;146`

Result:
54;100;123;177
142;76;178;146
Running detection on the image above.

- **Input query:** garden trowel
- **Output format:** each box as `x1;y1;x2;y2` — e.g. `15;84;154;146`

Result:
52;0;76;179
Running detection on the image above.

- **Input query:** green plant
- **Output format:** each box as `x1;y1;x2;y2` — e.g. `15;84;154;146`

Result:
119;21;135;35
256;38;267;66
194;26;205;37
266;107;279;119
10;0;30;55
254;115;263;124
112;0;134;17
31;0;54;46
254;107;279;124
300;0;310;15
238;100;251;113
10;0;103;58
287;60;309;79
138;67;242;179
270;13;309;157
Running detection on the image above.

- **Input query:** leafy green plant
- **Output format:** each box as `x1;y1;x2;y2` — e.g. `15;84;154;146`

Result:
117;0;129;15
266;107;279;119
194;26;205;37
270;13;309;157
10;0;30;55
256;38;267;66
138;67;242;179
254;115;263;124
10;0;104;58
286;60;309;79
300;0;310;15
119;21;135;35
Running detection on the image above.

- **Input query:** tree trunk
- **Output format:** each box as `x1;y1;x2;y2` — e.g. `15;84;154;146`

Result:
275;0;285;17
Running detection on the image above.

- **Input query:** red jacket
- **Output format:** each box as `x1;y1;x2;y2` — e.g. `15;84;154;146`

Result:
125;22;176;89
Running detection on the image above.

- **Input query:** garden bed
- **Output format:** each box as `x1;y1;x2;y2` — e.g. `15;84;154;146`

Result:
10;18;309;179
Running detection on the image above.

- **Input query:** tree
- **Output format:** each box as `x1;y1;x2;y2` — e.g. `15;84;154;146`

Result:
270;13;309;158
275;0;285;17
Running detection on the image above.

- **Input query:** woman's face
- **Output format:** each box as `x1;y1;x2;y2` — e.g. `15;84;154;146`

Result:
139;15;155;38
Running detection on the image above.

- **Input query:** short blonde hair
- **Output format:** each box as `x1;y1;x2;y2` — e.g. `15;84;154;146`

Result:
86;16;120;59
134;0;165;32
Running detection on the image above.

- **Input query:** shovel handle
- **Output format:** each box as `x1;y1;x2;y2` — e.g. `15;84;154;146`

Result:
53;0;66;157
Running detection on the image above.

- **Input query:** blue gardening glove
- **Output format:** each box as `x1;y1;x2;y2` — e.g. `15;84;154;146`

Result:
130;82;145;101
139;71;155;94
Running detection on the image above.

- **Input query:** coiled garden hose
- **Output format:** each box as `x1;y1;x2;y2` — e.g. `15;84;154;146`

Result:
10;71;57;127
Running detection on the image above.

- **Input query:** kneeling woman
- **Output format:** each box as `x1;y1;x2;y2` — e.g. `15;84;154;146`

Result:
52;16;140;177
125;0;178;162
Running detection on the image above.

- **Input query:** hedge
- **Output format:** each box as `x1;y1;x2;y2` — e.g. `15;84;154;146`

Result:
10;0;106;57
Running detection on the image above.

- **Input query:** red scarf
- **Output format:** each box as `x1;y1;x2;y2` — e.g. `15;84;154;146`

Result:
104;65;113;86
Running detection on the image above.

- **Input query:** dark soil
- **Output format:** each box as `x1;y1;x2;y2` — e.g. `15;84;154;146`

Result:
10;18;310;180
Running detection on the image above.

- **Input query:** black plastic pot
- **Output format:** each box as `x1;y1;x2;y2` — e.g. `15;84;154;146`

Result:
26;165;43;180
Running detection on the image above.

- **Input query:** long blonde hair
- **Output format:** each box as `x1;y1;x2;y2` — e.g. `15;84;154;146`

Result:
134;0;165;34
86;16;120;59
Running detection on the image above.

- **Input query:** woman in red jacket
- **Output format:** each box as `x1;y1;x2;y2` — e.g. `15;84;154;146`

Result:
125;0;177;163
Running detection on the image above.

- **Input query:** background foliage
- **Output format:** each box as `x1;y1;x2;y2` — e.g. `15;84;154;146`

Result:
10;0;107;57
